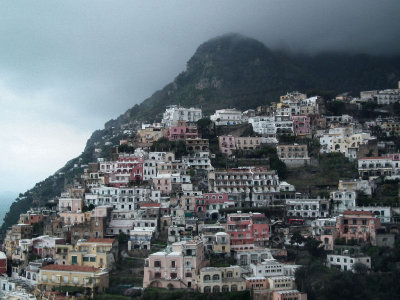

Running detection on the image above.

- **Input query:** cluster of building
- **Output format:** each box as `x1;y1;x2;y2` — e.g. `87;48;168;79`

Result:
2;85;400;299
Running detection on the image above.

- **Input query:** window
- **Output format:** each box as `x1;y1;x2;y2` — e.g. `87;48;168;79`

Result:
204;275;211;281
154;261;161;268
73;277;79;284
212;274;220;280
83;257;89;262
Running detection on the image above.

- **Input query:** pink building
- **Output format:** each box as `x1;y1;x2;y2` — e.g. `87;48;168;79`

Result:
226;212;269;246
195;193;234;219
168;121;198;141
292;115;311;136
245;276;268;290
115;155;144;182
152;174;172;195
59;211;87;225
219;136;236;156
143;239;206;289
336;211;381;245
58;198;83;213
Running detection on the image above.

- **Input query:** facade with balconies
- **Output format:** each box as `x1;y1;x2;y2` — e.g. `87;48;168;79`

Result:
213;167;280;206
358;154;400;178
286;197;329;219
195;192;233;219
161;105;202;127
330;190;356;213
143;239;206;289
197;265;246;293
226;212;269;246
292;115;311;137
167;121;198;141
336;211;381;245
234;247;272;267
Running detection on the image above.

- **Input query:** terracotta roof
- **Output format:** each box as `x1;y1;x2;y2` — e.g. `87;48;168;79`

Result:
86;238;115;244
41;264;100;272
343;210;374;215
141;203;161;208
359;156;390;160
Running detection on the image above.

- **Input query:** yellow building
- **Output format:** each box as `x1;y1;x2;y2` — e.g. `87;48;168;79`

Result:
213;232;230;254
380;121;400;135
38;264;109;295
197;265;246;293
55;238;117;269
135;125;167;148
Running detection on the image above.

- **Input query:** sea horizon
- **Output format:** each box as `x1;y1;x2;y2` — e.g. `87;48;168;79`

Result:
0;192;17;227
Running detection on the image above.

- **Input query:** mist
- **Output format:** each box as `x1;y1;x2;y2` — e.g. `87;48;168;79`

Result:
0;0;399;192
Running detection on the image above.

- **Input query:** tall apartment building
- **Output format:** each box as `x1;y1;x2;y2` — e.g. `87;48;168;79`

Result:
162;105;202;126
226;212;269;246
213;167;280;206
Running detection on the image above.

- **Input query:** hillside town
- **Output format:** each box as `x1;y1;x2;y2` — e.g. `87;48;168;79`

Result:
1;83;400;300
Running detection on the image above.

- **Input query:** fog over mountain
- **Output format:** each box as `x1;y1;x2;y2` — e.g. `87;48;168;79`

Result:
1;0;400;192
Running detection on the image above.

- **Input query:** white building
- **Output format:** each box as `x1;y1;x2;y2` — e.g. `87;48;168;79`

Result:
275;114;294;136
234;247;272;267
249;116;276;139
286;197;329;218
182;152;213;170
85;186;152;210
143;159;157;181
353;206;392;223
338;179;375;196
327;253;371;272
210;109;243;126
376;89;400;105
0;276;36;300
267;276;296;290
319;127;372;159
128;227;156;250
358;154;400;178
330;191;356;213
250;259;284;277
161;105;202;126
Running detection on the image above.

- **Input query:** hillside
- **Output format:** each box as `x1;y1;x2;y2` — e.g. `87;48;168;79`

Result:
2;33;400;234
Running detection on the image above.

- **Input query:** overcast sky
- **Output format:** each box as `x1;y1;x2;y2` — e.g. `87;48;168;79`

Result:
1;0;399;195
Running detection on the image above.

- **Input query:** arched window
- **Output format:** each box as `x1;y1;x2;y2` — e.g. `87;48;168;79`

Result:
231;284;237;291
226;271;233;278
203;275;211;281
222;285;229;292
204;286;211;293
212;285;220;293
212;274;220;281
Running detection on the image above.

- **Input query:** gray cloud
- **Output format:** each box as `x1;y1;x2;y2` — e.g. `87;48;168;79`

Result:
0;0;399;192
